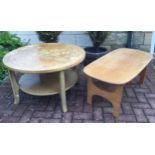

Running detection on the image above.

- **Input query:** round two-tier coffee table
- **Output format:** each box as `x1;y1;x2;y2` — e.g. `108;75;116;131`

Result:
3;43;85;112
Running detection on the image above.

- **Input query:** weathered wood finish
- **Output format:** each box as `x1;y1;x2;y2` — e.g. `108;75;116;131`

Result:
8;70;20;104
3;43;86;74
84;48;153;117
59;71;67;112
3;43;86;113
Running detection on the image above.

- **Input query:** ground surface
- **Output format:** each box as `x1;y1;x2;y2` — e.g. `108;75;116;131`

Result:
0;60;155;123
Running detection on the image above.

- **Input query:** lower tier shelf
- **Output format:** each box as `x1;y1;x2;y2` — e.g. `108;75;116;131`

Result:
18;69;78;96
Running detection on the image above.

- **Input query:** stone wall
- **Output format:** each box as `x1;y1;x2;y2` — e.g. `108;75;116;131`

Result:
132;31;152;51
11;31;152;52
101;31;152;52
101;31;128;51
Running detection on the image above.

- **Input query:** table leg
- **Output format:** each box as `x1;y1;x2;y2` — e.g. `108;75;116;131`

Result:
59;71;68;112
87;77;124;117
76;65;81;85
139;67;147;85
87;77;94;104
111;85;124;117
73;65;80;84
8;70;20;104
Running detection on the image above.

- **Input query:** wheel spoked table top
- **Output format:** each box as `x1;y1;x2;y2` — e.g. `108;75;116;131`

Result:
3;43;86;73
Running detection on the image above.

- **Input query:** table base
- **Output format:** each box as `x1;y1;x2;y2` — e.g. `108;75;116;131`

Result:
8;69;78;112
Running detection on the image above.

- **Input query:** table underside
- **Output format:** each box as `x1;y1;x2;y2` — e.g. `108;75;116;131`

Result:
18;69;77;96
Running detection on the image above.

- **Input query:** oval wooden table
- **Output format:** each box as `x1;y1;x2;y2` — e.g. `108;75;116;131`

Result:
84;48;153;117
3;43;86;112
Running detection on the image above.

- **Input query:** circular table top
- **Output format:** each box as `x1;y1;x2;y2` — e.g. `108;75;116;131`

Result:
3;43;86;73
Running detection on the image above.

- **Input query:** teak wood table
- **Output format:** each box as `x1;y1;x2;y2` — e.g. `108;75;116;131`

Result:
3;43;85;112
83;48;152;117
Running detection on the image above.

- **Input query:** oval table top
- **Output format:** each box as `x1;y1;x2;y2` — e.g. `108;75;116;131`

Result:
3;43;86;73
84;48;153;85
